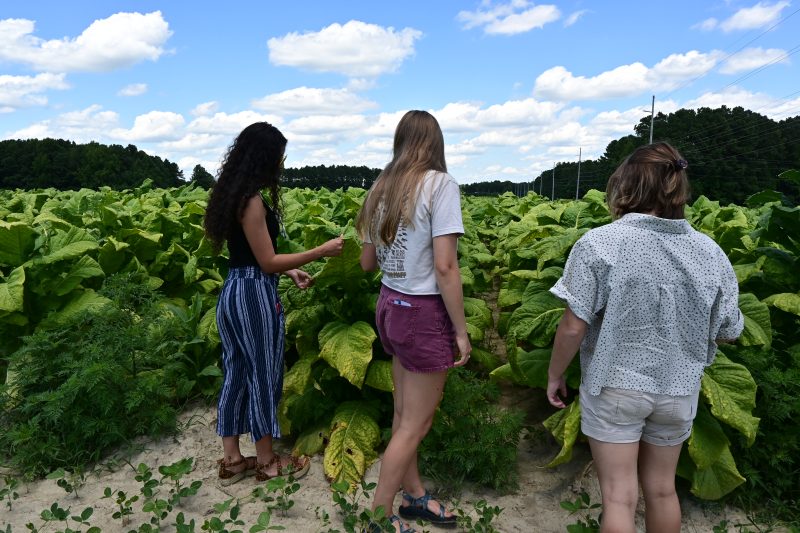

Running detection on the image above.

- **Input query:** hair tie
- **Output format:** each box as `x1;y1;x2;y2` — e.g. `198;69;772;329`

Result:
674;159;688;170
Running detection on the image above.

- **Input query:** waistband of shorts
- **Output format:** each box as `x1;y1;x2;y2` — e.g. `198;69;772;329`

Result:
380;283;443;301
226;266;277;281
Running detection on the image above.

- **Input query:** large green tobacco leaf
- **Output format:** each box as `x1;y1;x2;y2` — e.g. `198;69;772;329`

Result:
737;293;772;347
543;400;581;467
36;226;99;265
733;255;766;285
508;345;551;389
686;403;746;499
197;306;219;348
470;346;501;371
48;256;105;296
314;238;364;290
519;227;589;269
0;266;25;313
319;321;376;388
364;360;393;392
97;236;131;274
39;289;112;328
0;221;37;267
497;267;562;308
687;402;728;471
464;297;492;341
763;292;800;316
285;303;326;338
701;354;759;445
323;401;381;487
489;363;524;385
507;291;564;346
284;359;315;396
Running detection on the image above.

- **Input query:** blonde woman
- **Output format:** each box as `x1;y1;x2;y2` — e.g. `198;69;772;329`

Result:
356;110;470;532
547;142;744;533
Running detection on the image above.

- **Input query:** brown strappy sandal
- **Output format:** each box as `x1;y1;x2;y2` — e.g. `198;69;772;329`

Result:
255;454;311;481
217;455;258;486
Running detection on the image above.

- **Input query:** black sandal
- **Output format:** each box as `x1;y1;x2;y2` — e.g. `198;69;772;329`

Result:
398;490;456;527
363;514;416;533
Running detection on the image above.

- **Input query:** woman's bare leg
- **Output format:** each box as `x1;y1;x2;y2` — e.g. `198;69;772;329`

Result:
588;438;639;533
638;441;683;533
372;359;447;528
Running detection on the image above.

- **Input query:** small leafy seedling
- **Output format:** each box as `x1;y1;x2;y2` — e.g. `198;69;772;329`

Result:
560;491;601;533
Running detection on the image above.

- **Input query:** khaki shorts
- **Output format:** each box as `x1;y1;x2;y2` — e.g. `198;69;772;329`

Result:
579;386;700;446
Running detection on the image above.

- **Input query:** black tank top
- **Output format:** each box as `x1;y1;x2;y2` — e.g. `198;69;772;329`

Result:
228;195;280;267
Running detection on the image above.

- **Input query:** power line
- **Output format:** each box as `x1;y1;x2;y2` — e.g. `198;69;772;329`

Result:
719;43;800;92
662;6;800;100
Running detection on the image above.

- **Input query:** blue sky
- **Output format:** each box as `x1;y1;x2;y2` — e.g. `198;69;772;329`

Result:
1;1;798;184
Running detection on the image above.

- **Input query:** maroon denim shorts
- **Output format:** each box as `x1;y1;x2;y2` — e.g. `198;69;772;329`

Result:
375;284;457;373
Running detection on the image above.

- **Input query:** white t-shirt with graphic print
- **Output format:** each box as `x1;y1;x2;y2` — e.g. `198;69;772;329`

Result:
364;170;464;295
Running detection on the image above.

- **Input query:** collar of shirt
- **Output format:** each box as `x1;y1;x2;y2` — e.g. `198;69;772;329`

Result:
615;213;692;234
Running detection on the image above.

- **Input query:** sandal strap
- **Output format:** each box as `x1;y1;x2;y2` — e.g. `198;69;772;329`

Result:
257;453;286;478
389;515;416;533
402;490;446;519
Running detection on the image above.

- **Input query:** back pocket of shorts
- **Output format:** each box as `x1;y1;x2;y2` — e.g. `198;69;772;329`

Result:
597;388;643;424
386;302;420;349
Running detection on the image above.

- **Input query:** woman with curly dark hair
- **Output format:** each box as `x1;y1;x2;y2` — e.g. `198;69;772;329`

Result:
205;122;343;485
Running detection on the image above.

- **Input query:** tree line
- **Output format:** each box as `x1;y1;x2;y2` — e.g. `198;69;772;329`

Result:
2;106;798;204
0;139;185;190
527;106;800;205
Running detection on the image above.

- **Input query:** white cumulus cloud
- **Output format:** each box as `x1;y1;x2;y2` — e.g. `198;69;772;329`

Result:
719;47;789;74
118;83;148;97
458;1;561;35
720;1;790;31
188;111;284;135
534;50;722;101
5;104;119;141
0;12;172;72
252;87;378;115
0;72;69;110
110;110;185;142
268;20;422;78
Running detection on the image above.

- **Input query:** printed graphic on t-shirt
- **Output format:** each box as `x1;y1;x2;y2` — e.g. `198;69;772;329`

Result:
377;224;408;279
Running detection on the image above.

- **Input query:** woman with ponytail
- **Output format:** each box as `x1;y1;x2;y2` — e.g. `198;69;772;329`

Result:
546;142;743;533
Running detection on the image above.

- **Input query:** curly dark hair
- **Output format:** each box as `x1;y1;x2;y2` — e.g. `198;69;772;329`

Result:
204;122;287;254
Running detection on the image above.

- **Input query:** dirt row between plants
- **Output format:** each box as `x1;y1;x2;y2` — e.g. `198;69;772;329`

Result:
0;283;769;532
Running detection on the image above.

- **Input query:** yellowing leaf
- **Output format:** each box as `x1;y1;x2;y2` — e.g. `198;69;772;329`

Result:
323;402;380;487
364;360;393;392
543;400;581;467
319;321;376;388
701;354;759;446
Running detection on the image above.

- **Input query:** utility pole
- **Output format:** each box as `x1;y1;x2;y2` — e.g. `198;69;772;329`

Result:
551;164;555;201
649;95;655;144
575;148;582;200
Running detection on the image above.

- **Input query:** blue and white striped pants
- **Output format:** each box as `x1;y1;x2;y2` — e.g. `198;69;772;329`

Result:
216;266;285;442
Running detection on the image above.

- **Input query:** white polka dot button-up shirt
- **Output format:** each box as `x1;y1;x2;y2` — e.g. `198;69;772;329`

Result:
550;213;745;396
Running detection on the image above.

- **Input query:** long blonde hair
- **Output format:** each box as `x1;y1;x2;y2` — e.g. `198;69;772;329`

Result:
356;110;447;245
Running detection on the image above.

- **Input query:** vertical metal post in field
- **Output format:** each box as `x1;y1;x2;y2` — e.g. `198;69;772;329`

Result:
650;95;655;144
576;147;582;200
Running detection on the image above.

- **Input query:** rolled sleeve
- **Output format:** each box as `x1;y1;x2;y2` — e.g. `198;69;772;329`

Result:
715;261;744;340
549;239;602;325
